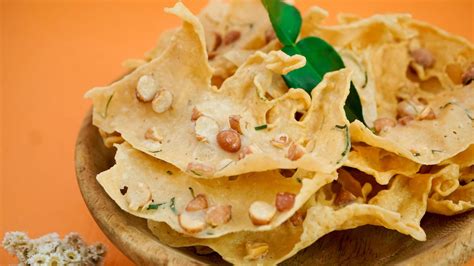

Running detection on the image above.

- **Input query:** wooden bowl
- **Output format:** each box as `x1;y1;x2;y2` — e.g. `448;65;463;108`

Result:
75;111;474;265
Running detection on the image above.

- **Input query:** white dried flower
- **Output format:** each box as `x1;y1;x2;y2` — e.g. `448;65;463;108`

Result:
47;252;65;266
2;231;29;253
88;243;106;255
36;242;57;254
36;233;60;244
63;248;81;263
2;231;105;265
63;232;85;249
27;253;50;265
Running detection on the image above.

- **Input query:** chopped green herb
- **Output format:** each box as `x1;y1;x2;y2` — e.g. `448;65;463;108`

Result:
169;197;178;214
296;177;302;184
147;202;166;210
101;93;114;118
411;151;421;157
262;0;365;124
166;170;173;175
188;187;196;198
190;170;202;176
254;124;268;131
431;149;443;154
149;150;162;153
218;160;234;171
362;71;368;89
206;231;214;235
440;102;474;120
335;124;351;163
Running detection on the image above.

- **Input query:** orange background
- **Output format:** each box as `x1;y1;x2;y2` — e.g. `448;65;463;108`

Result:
1;0;473;265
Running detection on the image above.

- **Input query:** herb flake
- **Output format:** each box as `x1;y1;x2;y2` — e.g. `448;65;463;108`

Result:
188;187;196;198
169;197;178;214
190;170;202;176
335;124;351;163
101;93;114;118
254;124;268;131
147;202;166;210
440;102;473;121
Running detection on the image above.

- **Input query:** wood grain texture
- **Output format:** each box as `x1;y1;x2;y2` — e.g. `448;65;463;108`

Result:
75;112;474;265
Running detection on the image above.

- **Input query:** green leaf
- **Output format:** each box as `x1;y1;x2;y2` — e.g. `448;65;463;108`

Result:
262;0;301;46
282;37;365;124
261;0;365;124
345;83;365;124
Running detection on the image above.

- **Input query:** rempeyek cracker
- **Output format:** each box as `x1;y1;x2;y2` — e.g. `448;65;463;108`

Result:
427;148;474;216
97;143;336;238
145;163;448;265
428;182;474;216
301;7;474;165
86;3;352;178
125;0;276;87
344;144;420;185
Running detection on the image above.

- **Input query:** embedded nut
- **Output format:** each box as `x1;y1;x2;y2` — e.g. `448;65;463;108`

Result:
136;75;158;102
249;201;276;225
410;48;435;68
125;182;152;211
205;205;232;227
229;115;242;134
271;133;290;148
223;30;241;45
239;145;255;160
186;162;215;177
195;116;219;142
208;51;218;60
99;129;123;148
217;129;241;153
186;194;208;212
373;118;396;133
195;246;214;255
178;211;207;234
287;142;305;161
279;169;296;178
103;135;124;148
397;100;419;118
398;115;414;126
191;107;203;121
244;242;269;261
418;106;436;120
144;127;163;142
289;211;306;226
209;32;222;52
265;28;276;43
334;188;356;207
152;89;173;113
275;192;296;212
462;63;474;85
